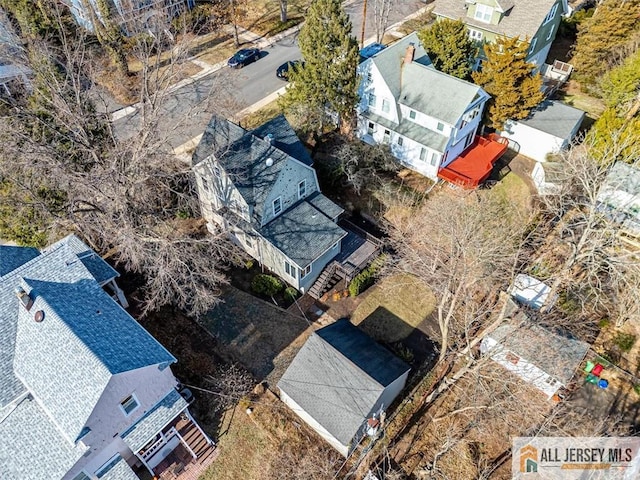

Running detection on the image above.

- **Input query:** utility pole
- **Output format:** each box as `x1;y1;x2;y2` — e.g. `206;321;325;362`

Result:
360;0;367;48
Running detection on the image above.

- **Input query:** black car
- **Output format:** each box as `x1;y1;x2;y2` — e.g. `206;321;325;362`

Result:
276;60;304;81
227;48;260;68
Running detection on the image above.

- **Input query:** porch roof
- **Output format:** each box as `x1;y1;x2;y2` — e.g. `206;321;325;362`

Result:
362;111;449;152
96;454;139;480
438;134;508;188
121;389;188;452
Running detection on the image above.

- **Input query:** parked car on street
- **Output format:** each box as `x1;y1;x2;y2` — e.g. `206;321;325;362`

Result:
276;60;304;81
228;48;260;68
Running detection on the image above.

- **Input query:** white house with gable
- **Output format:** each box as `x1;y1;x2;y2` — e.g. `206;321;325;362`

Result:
356;32;490;181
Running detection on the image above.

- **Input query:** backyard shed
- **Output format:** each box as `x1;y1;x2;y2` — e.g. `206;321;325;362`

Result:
508;274;556;310
500;100;585;162
277;319;410;456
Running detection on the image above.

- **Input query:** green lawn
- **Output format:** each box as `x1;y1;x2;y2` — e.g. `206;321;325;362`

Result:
351;273;436;343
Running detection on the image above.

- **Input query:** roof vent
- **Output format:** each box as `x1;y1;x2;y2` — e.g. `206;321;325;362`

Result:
266;158;274;167
15;287;34;311
34;310;45;323
265;133;274;144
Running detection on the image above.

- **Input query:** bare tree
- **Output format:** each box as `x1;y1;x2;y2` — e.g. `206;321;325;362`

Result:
372;0;395;43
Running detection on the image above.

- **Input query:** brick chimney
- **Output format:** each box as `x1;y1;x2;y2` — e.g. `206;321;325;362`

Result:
403;44;415;65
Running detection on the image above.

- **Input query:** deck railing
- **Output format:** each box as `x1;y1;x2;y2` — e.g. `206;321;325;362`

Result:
339;219;385;247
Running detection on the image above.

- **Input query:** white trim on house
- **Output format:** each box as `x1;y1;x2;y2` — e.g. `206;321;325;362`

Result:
119;393;140;417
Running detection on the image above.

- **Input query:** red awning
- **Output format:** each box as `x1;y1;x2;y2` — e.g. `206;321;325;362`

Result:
438;134;509;188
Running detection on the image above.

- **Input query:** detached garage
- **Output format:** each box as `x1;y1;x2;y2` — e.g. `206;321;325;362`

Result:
500;100;585;162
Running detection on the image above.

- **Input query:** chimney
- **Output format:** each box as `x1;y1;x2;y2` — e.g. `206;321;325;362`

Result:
15;287;34;311
404;44;415;65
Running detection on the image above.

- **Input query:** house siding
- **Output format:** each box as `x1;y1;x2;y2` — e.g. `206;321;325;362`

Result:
500;121;566;162
194;159;251;223
528;0;565;65
299;241;342;293
64;366;179;478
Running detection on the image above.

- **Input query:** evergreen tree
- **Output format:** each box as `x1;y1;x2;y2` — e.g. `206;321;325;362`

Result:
418;19;476;80
472;36;544;129
280;0;359;136
571;0;640;90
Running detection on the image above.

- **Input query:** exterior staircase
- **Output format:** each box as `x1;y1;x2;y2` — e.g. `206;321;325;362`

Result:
308;262;339;300
178;419;216;464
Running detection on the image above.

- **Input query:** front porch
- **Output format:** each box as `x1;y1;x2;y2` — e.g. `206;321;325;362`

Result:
308;219;383;299
438;134;509;188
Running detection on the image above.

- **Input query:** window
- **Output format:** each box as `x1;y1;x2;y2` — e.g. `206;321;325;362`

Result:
300;264;312;279
529;37;537;55
383;129;391;143
367;121;375;135
245;234;253;249
382;99;390;113
419;147;426;161
397;136;404;146
96;455;121;479
119;394;139;416
72;472;91;480
201;177;209;191
284;261;296;278
543;3;558;25
436;122;445;132
546;24;555;41
469;28;483;41
332;242;339;250
273;197;282;216
430;152;439;167
505;352;520;365
298;180;306;199
409;110;416;120
366;71;372;83
368;92;377;108
213;165;221;177
474;4;493;22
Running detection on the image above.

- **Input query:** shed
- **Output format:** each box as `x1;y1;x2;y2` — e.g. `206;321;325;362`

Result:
508;274;556;310
531;162;565;195
277;319;410;456
500;100;585;162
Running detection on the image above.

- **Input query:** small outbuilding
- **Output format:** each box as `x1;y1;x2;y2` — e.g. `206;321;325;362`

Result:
277;319;410;456
508;274;556;311
500;100;585;162
531;161;565;195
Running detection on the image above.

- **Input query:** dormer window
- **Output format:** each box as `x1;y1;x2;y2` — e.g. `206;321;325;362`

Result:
298;180;307;199
474;4;493;23
273;197;282;216
119;394;139;417
543;4;558;25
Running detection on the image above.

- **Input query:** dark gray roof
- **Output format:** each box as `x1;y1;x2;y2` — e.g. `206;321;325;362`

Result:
251;114;313;167
434;0;561;40
307;192;344;220
278;319;410;446
518;100;585;139
260;200;347;268
96;455;139;480
44;234;119;285
0;246;40;277
0;395;87;480
371;33;432;99
362;111;450;152
489;322;590;384
193;115;314;225
121;389;188;452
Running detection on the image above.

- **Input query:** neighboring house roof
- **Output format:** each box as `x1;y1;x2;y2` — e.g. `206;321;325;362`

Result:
261;200;347;268
278;319;410;446
0;246;39;277
488;322;590;384
251;114;313;167
0;236;176;478
121;389;188;451
43;234;119;285
94;455;139;480
516;100;585;139
495;0;516;12
434;0;560;40
596;162;640;235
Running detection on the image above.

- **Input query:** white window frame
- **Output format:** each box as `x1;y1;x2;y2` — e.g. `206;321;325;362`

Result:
71;471;91;480
119;393;139;417
213;165;221;177
300;264;312;279
284;261;296;278
543;3;558;25
273;197;282;216
381;99;390;114
430;152;439;167
474;4;493;22
201;177;209;191
367;121;375;135
469;28;483;41
529;37;537;55
419;147;426;161
368;92;377;108
436;122;445;132
546;24;555;41
95;454;120;479
298;180;306;199
383;129;391;144
245;234;253;249
409;110;417;120
397;136;404;146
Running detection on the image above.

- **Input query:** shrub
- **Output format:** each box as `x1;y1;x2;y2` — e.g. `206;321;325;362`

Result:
598;318;611;329
634;385;640;396
284;287;299;301
251;274;283;297
348;254;386;297
244;259;255;270
613;332;636;353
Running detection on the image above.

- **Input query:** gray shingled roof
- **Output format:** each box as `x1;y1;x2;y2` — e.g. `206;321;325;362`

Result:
96;455;139;480
488;322;589;384
251;114;313;167
121;389;188;452
0;395;87;480
261;200;347;268
278;319;410;446
307;192;344;220
0;246;40;277
434;0;560;40
518;100;585;139
371;32;432;100
362;111;450;152
44;234;119;285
